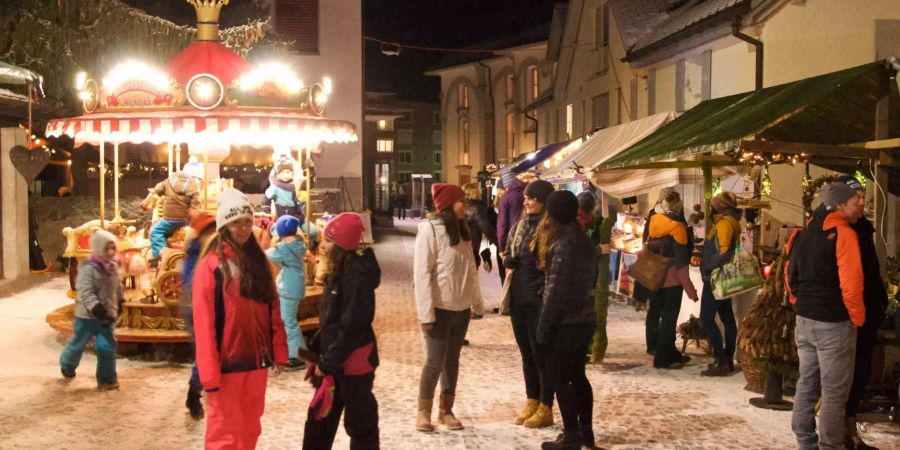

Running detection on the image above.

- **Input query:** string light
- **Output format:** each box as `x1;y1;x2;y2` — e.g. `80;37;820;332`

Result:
853;161;867;188
761;164;772;196
713;177;723;196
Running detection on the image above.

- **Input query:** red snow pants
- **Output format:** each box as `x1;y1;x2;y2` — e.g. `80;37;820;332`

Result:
205;369;269;450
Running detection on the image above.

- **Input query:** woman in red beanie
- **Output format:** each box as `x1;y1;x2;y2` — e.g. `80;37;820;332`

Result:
414;183;485;432
303;212;381;449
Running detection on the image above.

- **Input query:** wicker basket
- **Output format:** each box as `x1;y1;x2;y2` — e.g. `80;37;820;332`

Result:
740;354;767;395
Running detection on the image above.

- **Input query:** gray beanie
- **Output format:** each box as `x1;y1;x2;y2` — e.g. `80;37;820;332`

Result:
820;182;857;210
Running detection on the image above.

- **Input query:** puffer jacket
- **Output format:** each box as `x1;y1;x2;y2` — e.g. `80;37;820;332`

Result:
700;210;741;279
317;248;380;376
497;178;525;251
647;212;697;299
504;213;544;312
152;172;200;220
75;259;124;320
266;238;306;301
537;226;597;343
192;244;288;392
414;219;485;324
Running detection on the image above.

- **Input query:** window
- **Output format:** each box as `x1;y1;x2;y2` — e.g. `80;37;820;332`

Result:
458;84;469;109
506;112;516;157
397;171;411;184
433;151;442;165
377;119;393;131
591;93;609;130
374;162;390;210
528;66;540;101
398;151;412;164
275;0;319;54
376;139;394;152
458;119;470;165
397;129;413;145
598;4;609;48
432;130;441;145
505;74;515;103
433;171;442;182
433;111;441;125
565;104;574;139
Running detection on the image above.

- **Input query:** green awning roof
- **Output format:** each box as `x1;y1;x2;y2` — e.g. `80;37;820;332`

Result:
600;60;898;169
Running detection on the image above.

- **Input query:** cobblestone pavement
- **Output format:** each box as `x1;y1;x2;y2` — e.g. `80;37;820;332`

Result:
0;222;897;449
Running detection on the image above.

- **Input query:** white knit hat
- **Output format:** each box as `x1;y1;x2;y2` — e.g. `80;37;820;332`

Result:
90;229;118;257
216;188;254;231
182;156;204;179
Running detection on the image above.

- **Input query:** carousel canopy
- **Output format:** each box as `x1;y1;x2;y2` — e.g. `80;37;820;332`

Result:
165;41;250;86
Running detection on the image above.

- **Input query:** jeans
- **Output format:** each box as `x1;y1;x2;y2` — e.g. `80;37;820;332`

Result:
650;286;683;367
510;307;553;406
699;283;737;362
280;296;307;359
303;372;379;450
792;316;857;450
150;218;184;258
846;315;882;416
60;317;117;384
418;308;470;399
545;322;595;438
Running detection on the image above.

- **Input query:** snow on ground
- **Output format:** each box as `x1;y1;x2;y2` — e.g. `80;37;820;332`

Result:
0;221;896;449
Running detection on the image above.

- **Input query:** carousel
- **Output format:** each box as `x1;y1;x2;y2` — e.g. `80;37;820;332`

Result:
45;0;357;343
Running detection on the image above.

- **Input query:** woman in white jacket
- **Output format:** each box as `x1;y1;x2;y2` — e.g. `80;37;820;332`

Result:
414;182;485;432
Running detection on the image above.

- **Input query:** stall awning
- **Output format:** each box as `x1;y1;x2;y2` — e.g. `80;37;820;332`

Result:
498;140;572;178
542;112;676;184
600;60;897;169
0;60;42;85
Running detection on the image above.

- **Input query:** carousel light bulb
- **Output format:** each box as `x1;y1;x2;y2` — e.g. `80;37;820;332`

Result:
78;91;90;100
75;71;87;90
316;92;328;104
195;82;215;101
323;77;333;94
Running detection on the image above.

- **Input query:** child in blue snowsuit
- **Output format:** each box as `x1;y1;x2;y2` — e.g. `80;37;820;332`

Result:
60;229;124;390
266;215;309;370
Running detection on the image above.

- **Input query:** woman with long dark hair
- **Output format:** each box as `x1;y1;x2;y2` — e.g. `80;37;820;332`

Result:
534;190;600;450
192;189;288;449
414;183;484;432
302;212;380;449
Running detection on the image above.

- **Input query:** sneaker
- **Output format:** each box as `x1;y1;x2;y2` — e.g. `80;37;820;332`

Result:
97;382;120;391
285;358;307;371
542;432;581;450
61;367;75;379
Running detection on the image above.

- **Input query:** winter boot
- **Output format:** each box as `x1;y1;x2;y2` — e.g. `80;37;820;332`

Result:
701;358;731;377
515;398;540;425
97;382;119;391
845;416;879;450
185;389;204;420
437;394;464;430
541;432;581;450
523;404;554;428
416;398;434;432
580;428;598;449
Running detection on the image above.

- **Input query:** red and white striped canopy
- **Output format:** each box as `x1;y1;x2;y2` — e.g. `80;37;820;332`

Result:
46;109;358;148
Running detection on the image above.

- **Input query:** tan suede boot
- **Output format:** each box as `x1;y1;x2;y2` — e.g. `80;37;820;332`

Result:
437;394;464;430
514;398;540;425
523;404;554;428
416;398;434;432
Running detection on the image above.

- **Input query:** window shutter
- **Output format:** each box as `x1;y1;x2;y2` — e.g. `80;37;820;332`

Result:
276;0;319;54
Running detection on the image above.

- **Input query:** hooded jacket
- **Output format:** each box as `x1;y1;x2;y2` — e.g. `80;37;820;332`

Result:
317;247;380;376
537;226;598;344
852;216;889;325
786;206;865;326
700;209;741;279
152;172;200;220
497;178;525;251
192;244;289;391
647;212;697;299
504;213;544;312
266;238;306;301
75;232;124;320
414;219;485;324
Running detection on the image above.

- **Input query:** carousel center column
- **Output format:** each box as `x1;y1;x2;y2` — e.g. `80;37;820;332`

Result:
188;144;230;209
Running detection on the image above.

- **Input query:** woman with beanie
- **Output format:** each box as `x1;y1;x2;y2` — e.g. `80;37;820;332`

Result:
646;190;698;370
699;191;741;376
303;212;380;449
192;188;288;449
505;179;556;428
534;190;599;450
462;183;499;272
266;214;309;371
414;182;485;432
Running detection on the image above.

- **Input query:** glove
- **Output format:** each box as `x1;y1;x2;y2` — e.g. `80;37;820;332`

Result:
480;248;493;272
309;375;335;421
304;362;323;389
91;304;108;320
100;316;114;327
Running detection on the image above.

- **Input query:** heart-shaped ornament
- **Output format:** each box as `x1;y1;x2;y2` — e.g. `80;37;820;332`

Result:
9;145;50;183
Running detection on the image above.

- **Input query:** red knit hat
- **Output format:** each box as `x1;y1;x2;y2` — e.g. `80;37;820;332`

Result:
431;183;465;211
323;212;364;251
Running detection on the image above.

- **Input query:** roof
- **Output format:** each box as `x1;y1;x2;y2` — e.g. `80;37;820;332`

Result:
498;139;572;177
0;60;42;85
599;60;899;169
425;23;551;73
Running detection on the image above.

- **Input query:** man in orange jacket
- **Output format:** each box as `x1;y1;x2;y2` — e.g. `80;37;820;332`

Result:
785;182;865;450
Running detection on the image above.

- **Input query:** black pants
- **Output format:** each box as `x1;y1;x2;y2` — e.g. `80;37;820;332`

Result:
545;322;595;437
511;307;553;406
303;372;379;450
396;207;406;220
648;286;683;367
846;315;882;417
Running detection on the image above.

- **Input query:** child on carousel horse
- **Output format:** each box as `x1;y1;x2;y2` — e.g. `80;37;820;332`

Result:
264;156;306;224
142;158;202;267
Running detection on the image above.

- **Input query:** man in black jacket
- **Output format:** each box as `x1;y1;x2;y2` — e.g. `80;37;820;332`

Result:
836;175;888;450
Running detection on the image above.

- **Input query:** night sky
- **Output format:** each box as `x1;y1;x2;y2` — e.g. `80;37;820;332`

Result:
122;0;560;101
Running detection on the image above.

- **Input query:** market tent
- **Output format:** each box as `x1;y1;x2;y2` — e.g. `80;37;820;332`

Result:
497;139;572;179
0;60;42;86
599;60;898;170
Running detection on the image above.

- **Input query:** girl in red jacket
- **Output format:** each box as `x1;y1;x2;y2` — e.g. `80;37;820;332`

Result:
192;189;288;450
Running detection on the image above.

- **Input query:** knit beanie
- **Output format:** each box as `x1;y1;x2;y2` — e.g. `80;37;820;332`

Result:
820;182;857;210
276;161;294;175
661;191;684;215
524;180;554;204
182;156;204;179
835;174;864;192
546;190;579;225
431;183;465;211
710;191;737;213
216;188;254;231
275;214;300;238
577;191;596;212
187;210;216;233
90;229;118;258
323;212;364;251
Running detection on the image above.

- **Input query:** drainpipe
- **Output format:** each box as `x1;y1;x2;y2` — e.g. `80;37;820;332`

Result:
477;60;496;166
732;16;763;91
524;111;539;153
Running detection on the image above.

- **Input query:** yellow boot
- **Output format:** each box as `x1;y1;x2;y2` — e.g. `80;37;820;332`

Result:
514;399;540;425
523;404;554;428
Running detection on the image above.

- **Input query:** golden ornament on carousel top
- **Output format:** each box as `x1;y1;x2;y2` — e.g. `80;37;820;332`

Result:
187;0;230;41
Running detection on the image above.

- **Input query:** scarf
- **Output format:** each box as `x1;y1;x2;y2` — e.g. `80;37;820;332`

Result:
89;254;118;275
